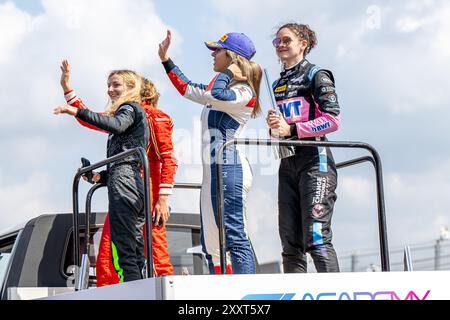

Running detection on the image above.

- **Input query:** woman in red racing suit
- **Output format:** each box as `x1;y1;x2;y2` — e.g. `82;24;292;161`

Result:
59;60;178;285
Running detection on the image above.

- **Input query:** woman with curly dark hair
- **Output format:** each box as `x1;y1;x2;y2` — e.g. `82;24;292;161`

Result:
267;23;341;273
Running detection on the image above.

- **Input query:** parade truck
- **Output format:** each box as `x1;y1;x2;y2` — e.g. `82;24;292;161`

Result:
0;211;207;300
1;143;450;300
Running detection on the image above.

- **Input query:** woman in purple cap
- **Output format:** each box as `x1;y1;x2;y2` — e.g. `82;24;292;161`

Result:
158;30;261;274
267;23;341;273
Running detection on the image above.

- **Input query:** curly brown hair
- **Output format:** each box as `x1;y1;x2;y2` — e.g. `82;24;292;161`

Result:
141;77;160;108
276;23;318;56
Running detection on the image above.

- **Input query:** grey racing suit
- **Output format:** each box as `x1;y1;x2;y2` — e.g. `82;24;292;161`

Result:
76;102;150;281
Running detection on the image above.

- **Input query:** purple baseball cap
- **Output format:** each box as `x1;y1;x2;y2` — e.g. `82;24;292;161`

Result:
205;32;256;60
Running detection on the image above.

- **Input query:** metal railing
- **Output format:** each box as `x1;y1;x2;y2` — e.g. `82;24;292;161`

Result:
403;246;414;271
72;147;153;290
76;182;106;290
336;155;374;170
84;182;106;256
174;183;202;190
215;139;389;273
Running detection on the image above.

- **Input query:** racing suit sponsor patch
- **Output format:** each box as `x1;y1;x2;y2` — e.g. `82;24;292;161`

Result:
312;176;329;205
311;122;331;132
277;97;302;119
328;94;337;103
290;75;305;84
274;84;287;92
321;77;333;84
312;203;326;218
285;69;296;76
286;91;297;98
321;86;335;93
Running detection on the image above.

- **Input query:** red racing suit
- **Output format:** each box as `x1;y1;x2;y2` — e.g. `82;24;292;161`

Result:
64;90;178;285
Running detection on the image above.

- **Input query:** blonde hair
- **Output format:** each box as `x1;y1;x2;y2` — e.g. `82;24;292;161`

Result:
141;77;160;108
225;50;262;118
105;70;143;116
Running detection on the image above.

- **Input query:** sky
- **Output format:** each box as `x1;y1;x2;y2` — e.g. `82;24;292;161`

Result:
0;0;449;269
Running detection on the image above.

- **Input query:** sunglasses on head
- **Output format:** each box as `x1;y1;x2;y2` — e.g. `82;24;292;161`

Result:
272;36;293;48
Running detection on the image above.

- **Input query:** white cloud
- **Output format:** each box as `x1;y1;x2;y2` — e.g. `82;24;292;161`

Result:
172;117;203;166
433;215;449;237
386;165;450;243
332;3;450;116
431;5;450;60
0;1;34;64
10;136;53;167
246;185;280;263
0;0;181;130
323;162;450;253
206;0;450;117
0;0;181;230
0;171;56;231
396;16;428;33
169;165;202;213
392;0;450;61
339;176;374;206
394;0;436;33
209;0;283;20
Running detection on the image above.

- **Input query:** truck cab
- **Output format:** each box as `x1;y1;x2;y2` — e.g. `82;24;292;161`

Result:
0;211;206;300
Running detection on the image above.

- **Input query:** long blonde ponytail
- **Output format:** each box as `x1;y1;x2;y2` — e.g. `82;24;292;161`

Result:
226;50;262;118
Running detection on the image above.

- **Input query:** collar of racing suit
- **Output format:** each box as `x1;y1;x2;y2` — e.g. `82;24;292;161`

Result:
280;58;310;79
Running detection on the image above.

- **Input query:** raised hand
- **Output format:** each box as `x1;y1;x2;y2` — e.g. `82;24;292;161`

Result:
53;104;78;116
60;59;71;92
158;30;171;62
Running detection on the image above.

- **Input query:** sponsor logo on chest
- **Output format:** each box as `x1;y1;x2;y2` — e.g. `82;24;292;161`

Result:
274;84;287;93
277;97;305;121
290;74;305;84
